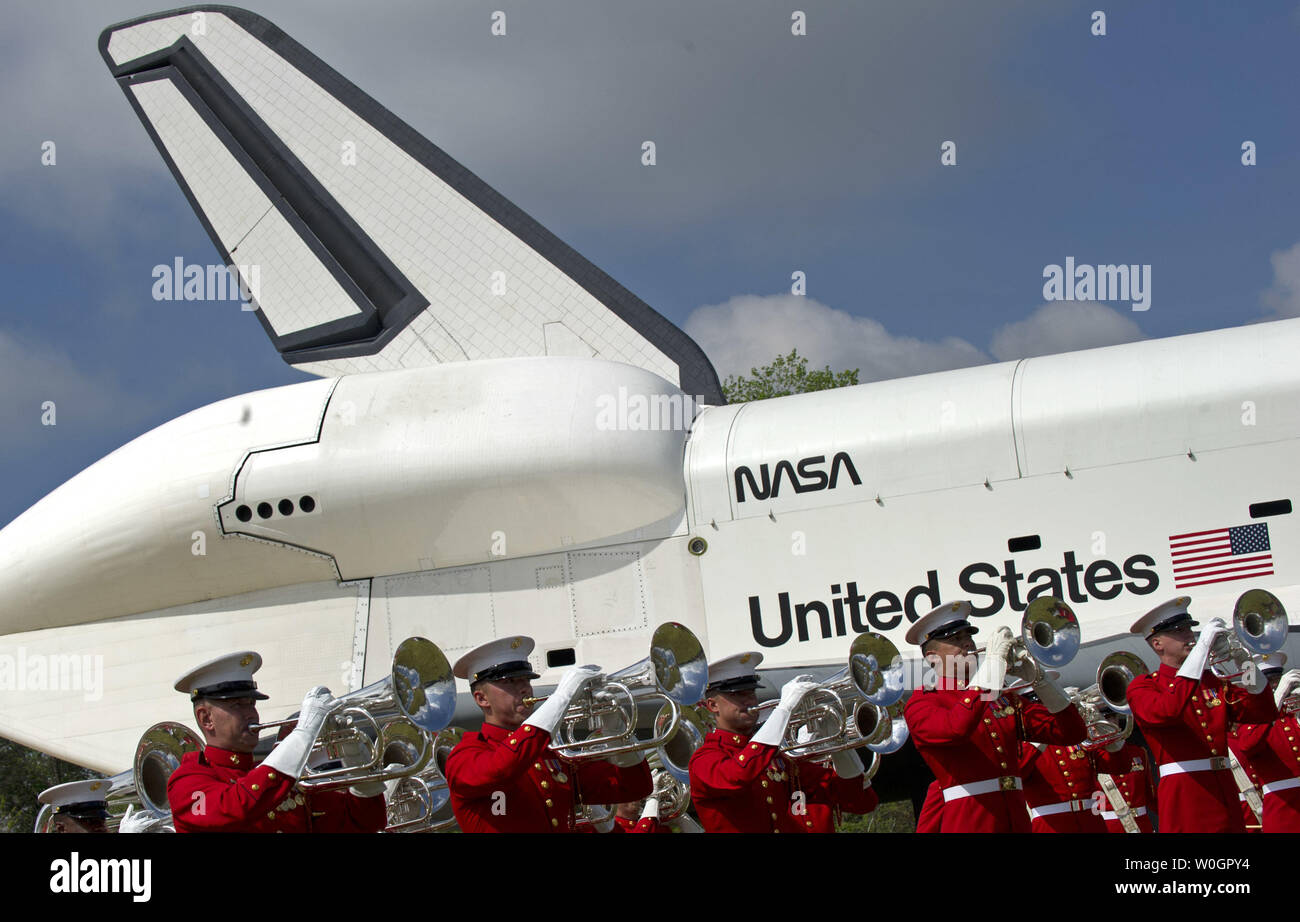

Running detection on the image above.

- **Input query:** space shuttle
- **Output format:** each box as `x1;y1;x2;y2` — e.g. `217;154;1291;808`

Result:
1;6;1297;785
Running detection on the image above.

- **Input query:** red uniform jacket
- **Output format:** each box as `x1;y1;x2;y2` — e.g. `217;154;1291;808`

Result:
167;746;386;833
688;728;877;833
1021;743;1108;833
1127;663;1277;833
915;780;943;833
903;680;1087;833
445;722;652;833
1093;743;1155;833
1230;713;1300;833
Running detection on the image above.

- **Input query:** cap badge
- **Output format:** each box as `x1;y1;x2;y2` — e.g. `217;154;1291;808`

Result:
239;655;253;667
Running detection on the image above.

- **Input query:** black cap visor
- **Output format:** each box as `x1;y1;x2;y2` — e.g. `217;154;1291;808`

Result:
192;680;269;701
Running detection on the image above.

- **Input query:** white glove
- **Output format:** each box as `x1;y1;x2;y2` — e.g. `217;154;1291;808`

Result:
750;675;820;747
261;686;337;779
969;627;1014;693
830;748;864;780
1275;669;1300;708
1007;647;1044;687
523;664;602;736
1177;623;1223;681
640;796;661;821
1031;674;1072;714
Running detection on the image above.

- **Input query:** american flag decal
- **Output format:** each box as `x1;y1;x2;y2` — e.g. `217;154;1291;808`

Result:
1168;523;1274;589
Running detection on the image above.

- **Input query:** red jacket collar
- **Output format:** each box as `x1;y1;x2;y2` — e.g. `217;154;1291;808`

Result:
202;745;255;770
708;728;753;750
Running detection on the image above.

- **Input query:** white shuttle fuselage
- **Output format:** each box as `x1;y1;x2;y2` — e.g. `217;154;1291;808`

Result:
3;320;1300;772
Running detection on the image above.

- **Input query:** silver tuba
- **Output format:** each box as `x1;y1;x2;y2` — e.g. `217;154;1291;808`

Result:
1071;651;1148;750
1207;589;1291;679
385;726;464;833
105;721;202;830
251;636;456;790
755;631;906;760
977;596;1082;691
528;622;707;762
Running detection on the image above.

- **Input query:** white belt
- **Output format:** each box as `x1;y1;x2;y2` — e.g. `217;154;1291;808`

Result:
1159;757;1229;778
942;776;1022;802
1239;792;1249;801
1029;798;1091;819
1101;806;1148;821
1262;777;1300;796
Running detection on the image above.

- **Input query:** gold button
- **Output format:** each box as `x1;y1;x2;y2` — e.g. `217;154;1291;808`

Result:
751;744;760;751
524;726;533;733
534;763;543;770
1205;735;1212;741
761;780;768;788
732;736;740;743
251;783;259;791
1000;762;1008;769
551;818;558;827
739;755;745;762
541;781;549;790
509;738;518;746
771;813;778;820
1063;772;1070;778
805;820;813;827
995;746;1004;753
990;732;999;740
983;718;991;725
545;799;553;808
267;812;275;820
229;755;238;763
765;796;773;804
267;772;276;780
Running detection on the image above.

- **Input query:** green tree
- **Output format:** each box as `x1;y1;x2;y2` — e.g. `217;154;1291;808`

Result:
0;739;98;832
722;349;859;403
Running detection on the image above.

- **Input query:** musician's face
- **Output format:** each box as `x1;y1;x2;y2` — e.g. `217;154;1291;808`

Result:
925;629;978;682
196;697;261;752
474;676;533;730
52;816;106;833
704;688;758;733
1150;626;1195;665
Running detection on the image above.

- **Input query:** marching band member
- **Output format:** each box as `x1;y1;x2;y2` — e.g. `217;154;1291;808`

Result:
444;635;652;832
1126;597;1278;833
1021;738;1109;833
1228;654;1300;832
687;651;878;833
903;601;1086;833
37;779;111;833
167;651;387;833
1093;731;1157;833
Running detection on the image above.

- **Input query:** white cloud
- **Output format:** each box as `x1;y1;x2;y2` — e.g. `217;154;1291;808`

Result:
1261;240;1300;319
988;301;1146;361
0;332;157;457
684;294;988;383
686;294;1150;384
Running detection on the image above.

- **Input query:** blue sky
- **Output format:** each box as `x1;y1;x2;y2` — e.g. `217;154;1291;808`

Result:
2;0;1299;526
